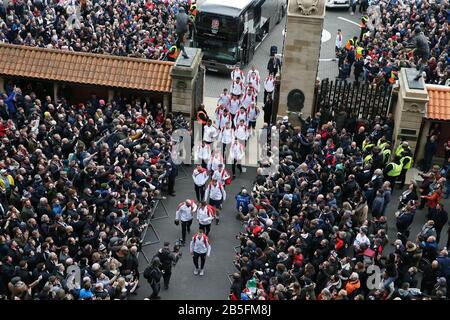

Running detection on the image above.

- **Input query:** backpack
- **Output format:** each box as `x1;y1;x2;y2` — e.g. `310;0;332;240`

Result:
143;265;153;281
225;176;232;185
193;234;208;247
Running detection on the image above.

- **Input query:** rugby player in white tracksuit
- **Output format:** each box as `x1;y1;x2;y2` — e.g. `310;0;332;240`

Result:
204;179;226;224
190;228;211;276
228;96;241;128
207;152;224;173
212;163;231;187
196;201;216;236
234;120;249;146
195;141;211;168
217;88;231;109
203;120;218;145
230;78;245;97
219;122;234;159
192;165;209;201
247;102;260;135
233;107;248;128
264;74;275;104
231;67;245;83
217;108;232;130
230;138;245;178
175;199;198;243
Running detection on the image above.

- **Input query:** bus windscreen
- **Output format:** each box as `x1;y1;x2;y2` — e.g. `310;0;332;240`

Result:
196;37;238;65
196;13;240;43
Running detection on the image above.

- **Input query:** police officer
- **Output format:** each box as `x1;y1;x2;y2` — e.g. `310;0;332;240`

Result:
384;156;403;190
155;242;179;290
395;141;409;158
382;143;392;165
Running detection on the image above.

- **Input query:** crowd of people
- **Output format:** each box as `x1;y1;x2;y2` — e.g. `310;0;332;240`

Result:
0;0;196;60
0;81;186;299
217;66;450;300
335;0;450;85
229;108;450;300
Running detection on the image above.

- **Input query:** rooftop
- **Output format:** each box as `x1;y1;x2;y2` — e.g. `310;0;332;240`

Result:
426;84;450;121
0;44;174;93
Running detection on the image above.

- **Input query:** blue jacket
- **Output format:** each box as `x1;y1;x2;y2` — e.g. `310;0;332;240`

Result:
236;193;251;212
437;256;450;277
4;91;16;114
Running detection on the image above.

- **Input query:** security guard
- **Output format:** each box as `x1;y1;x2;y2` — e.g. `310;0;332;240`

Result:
395;141;409;158
345;38;354;51
359;16;369;41
188;3;198;38
356;45;364;60
167;45;178;62
371;146;384;170
377;137;388;152
362;137;375;152
399;149;413;189
388;71;396;84
189;3;198;20
364;152;372;165
382;143;392;165
384;156;403;190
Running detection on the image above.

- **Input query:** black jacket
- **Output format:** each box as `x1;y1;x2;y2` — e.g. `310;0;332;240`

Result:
427;209;448;229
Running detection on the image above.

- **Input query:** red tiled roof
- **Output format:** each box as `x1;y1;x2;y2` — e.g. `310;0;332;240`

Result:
0;44;174;93
426;85;450;121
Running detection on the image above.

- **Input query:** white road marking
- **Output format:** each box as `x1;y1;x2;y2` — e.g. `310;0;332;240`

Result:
337;16;360;27
319;58;336;62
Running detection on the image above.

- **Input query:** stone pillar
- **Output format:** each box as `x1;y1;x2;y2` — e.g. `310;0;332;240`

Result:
392;68;429;158
0;77;4;92
171;47;202;117
278;0;325;123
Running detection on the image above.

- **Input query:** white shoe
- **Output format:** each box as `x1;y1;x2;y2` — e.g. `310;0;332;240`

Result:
194;269;199;275
350;12;354;15
199;269;205;276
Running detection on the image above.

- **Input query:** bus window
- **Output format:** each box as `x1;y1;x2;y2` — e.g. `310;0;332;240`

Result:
196;38;238;65
254;1;263;26
196;13;239;42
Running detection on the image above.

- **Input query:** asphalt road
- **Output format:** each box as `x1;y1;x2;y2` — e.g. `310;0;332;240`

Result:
132;166;257;300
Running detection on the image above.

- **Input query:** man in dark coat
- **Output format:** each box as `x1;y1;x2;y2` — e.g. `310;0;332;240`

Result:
267;54;282;76
422;135;438;172
155;242;179;290
263;95;273;125
427;204;448;244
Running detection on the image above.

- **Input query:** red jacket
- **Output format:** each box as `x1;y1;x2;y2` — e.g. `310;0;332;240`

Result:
335;236;344;251
423;190;443;209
